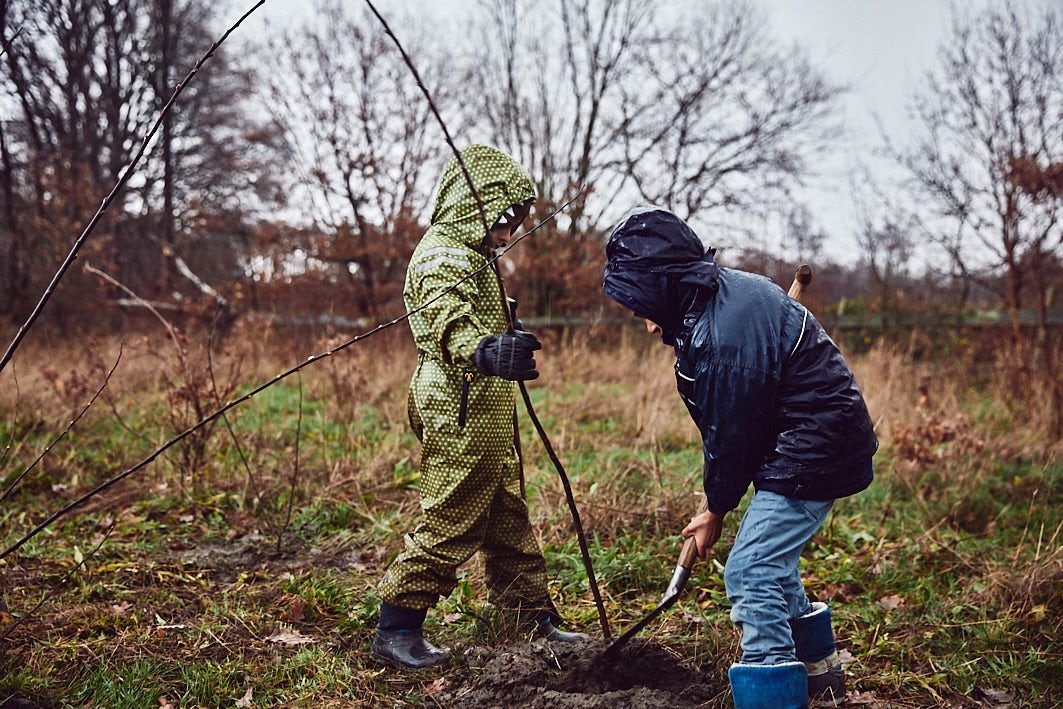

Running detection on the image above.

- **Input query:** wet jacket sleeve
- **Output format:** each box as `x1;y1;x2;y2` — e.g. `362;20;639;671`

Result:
697;363;776;514
411;248;489;365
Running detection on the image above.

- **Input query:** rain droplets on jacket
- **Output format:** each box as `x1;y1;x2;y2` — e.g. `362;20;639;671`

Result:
603;207;877;513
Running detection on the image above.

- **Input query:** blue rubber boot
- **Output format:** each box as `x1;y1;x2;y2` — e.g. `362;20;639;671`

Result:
729;661;808;709
790;602;846;705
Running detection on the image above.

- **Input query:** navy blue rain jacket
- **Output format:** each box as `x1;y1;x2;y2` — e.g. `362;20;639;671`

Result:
604;207;877;514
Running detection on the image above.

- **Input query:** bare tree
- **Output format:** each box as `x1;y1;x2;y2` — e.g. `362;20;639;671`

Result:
0;0;155;318
1008;155;1063;439
783;204;826;263
262;1;453;315
471;0;839;314
475;0;838;229
893;4;1062;345
858;218;914;321
850;164;916;321
475;0;655;237
0;0;276;325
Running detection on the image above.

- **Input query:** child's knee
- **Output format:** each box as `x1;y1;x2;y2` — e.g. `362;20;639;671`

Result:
724;553;752;601
725;553;789;611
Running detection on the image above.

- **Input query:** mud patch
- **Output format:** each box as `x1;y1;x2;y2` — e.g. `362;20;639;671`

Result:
175;532;370;581
438;637;721;708
0;688;55;708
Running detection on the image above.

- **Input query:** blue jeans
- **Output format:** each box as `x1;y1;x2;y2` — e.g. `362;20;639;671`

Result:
724;490;833;665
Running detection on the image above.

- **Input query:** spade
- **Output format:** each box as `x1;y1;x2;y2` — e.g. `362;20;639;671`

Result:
596;265;814;666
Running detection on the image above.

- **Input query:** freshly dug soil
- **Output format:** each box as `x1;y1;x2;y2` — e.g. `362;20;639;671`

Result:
436;637;721;708
0;689;54;708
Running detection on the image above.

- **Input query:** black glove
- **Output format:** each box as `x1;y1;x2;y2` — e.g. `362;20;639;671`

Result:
473;331;542;381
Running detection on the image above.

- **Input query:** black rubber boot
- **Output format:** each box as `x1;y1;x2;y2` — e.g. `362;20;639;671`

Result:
516;598;588;643
806;660;845;706
537;618;589;643
372;601;449;670
790;602;846;706
371;629;450;670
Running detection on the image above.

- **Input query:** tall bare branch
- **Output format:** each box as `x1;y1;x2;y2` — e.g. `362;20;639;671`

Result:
0;195;578;561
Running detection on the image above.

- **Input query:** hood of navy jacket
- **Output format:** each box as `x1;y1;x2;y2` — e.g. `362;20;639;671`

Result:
603;206;719;344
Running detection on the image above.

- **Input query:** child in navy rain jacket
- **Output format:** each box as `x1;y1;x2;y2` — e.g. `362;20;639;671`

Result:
602;206;877;709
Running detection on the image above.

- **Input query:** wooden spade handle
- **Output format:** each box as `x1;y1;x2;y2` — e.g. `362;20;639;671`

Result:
788;264;813;300
677;495;710;570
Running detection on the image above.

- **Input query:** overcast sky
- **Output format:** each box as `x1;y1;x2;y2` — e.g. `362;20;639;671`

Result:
248;0;1052;263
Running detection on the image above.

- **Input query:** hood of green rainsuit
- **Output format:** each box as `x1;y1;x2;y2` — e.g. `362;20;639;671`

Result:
430;144;536;248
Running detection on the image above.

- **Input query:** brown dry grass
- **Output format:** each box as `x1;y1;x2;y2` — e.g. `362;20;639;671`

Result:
0;323;1060;706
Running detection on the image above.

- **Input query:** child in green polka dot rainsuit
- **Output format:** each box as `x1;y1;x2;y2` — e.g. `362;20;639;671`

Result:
371;145;586;670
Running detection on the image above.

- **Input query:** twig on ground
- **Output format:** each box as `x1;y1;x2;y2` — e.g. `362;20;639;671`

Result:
277;374;303;553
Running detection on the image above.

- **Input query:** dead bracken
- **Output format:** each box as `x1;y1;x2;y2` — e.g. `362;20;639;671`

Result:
436;638;721;708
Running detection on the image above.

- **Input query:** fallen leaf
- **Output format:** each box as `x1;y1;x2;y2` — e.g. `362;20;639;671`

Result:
121;512;145;525
821;583;857;601
837;648;856;665
845;690;880;705
178;514;195;523
73;546;84;565
877;594;904;611
234;686;253;707
158;698;173;708
423;677;446;695
281;596;306;623
442;612;462;625
266;628;316;645
110;601;131;617
977;687;1014;706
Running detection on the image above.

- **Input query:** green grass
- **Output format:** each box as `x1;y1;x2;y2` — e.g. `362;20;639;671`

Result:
1;352;1060;707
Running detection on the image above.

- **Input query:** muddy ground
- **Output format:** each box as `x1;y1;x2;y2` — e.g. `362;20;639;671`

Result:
435;637;724;708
